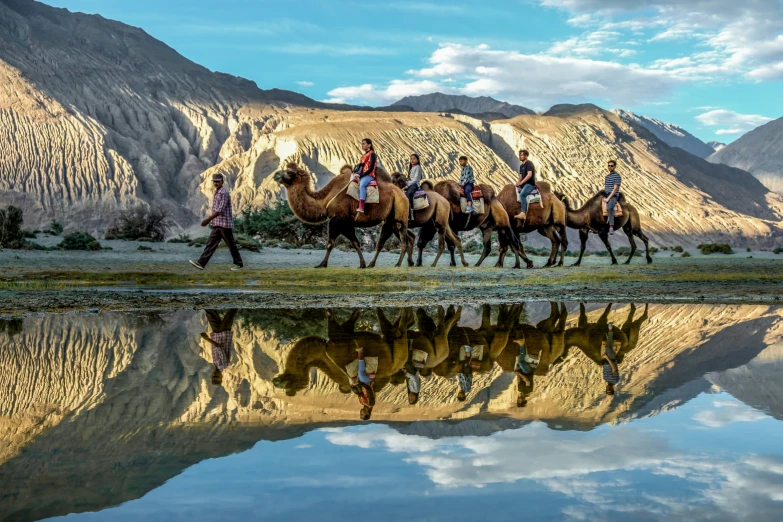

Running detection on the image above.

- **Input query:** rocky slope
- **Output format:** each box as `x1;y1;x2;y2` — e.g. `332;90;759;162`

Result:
708;116;783;194
1;0;781;248
393;93;535;118
613;109;715;158
708;140;726;153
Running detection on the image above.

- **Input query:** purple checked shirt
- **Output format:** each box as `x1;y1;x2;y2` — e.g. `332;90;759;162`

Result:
211;186;234;229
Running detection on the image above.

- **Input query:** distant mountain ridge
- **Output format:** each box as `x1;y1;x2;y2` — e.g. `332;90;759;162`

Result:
708;116;783;194
612;109;715;158
393;93;535;118
707;141;726;153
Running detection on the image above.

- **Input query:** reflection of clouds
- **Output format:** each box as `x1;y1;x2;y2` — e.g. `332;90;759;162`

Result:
692;400;769;427
323;418;783;520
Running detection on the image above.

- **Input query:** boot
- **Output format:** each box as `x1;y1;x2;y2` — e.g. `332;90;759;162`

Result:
514;211;526;221
358;199;365;213
409;208;415;221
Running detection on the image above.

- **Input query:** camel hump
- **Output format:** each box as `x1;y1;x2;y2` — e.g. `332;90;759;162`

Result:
375;164;393;182
536;181;552;193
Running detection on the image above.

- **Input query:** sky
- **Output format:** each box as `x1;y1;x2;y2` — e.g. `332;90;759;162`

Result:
45;0;783;144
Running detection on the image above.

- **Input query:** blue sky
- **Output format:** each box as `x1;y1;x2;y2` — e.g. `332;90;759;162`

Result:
46;0;783;143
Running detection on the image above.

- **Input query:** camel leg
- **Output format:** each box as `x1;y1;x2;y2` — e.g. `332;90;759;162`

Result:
598;230;618;265
445;236;457;267
340;220;367;269
538;226;558;268
572;229;588;267
431;225;447;267
496;231;510;268
578;303;588;328
557;223;568;267
476;226;494;267
446;225;469;267
416;224;436;267
510;228;534;269
368;221;397;268
316;218;342;268
394;223;409;267
631;225;653;264
598;303;613;326
622;225;637;265
407;231;416;266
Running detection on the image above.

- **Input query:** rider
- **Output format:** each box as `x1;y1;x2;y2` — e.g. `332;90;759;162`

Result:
602;322;620;395
513;338;539;407
406;153;423;221
514;149;537;221
352;346;376;420
458;155;478;215
356;138;377;214
604;160;622;235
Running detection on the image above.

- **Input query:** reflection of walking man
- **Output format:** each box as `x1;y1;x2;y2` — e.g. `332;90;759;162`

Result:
200;309;238;385
190;173;244;271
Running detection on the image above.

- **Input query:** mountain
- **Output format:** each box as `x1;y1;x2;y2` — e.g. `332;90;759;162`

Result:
707;140;726;153
1;0;782;246
392;93;535;118
613;109;715;158
708;116;783;194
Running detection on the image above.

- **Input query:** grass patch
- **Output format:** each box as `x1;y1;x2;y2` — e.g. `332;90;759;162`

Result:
698;243;733;255
168;234;192;244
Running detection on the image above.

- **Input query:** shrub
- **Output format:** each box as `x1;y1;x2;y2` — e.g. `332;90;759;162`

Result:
672;246;684;253
168;234;192;244
698;243;733;255
681;251;691;258
774;248;782;255
661;246;669;251
137;245;153;252
746;247;752;252
44;219;64;235
105;205;171;241
614;246;642;257
235;201;326;247
58;232;102;251
23;230;37;238
0;205;26;249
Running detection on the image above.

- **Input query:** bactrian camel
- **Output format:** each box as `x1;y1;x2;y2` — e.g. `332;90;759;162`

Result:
274;163;410;268
477;181;568;268
415;180;525;268
556;192;652;266
391;172;468;267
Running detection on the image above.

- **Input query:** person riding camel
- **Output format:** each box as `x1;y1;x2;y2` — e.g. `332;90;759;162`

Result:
458;155;478;215
352;346;376;420
355;138;377;214
405;153;423;221
604;160;622;235
514;149;537;221
602;322;620;395
513;338;540;407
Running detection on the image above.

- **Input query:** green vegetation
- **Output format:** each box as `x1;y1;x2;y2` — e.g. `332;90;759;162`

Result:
44;219;64;235
235;201;326;247
137;245;153;252
681;251;691;258
774;248;782;255
672;246;684;253
0;205;26;249
698;243;733;255
168;234;192;244
105;205;171;241
57;232;103;251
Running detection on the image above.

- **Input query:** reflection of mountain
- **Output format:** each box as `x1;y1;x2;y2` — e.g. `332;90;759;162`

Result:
1;304;782;520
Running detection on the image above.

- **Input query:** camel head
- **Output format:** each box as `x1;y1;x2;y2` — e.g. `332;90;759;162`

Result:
273;162;309;187
390;172;407;189
554;191;570;210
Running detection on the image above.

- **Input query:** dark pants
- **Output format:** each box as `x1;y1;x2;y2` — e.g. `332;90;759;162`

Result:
517;184;535;213
198;227;243;267
463;183;474;203
206;309;237;333
406;184;419;213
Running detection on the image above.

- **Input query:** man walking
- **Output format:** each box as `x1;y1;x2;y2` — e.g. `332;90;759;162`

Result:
190;173;244;270
514;149;536;221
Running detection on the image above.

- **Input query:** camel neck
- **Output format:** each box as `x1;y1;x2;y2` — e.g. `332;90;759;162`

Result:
285;181;329;224
567;208;589;228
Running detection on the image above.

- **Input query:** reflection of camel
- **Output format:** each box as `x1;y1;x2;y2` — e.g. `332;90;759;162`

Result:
496;302;570;377
273;163;409;268
404;306;462;375
565;303;649;366
272;308;412;396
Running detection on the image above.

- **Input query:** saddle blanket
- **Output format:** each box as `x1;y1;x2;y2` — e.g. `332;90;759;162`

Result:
459;345;485;362
346;357;379;380
346;175;379;204
527;188;542;207
411;349;429;368
601;199;623;217
460;186;483;200
413;189;429;211
600;340;622;352
459;197;485;214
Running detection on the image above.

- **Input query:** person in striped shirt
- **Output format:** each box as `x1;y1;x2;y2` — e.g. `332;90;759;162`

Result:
458;155;478;215
190;173;244;270
604;160;622;235
602;322;620;395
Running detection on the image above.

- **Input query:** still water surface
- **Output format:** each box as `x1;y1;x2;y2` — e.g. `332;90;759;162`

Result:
1;303;782;521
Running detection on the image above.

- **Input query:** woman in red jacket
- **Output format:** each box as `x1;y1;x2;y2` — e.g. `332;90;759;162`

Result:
356;138;377;213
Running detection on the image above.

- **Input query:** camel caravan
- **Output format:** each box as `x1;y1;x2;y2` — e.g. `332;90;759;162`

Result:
270;138;653;270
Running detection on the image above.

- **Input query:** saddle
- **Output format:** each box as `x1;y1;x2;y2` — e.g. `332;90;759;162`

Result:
413;189;429;211
526;188;543;208
601;198;623;217
411;349;429;369
346;357;379;383
459;186;485;214
346;174;379;204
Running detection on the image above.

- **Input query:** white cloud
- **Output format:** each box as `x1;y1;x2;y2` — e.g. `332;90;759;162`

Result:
328;43;676;108
696;109;773;135
297;81;314;87
692;400;770;427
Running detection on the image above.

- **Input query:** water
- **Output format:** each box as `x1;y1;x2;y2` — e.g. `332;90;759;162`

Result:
1;303;782;521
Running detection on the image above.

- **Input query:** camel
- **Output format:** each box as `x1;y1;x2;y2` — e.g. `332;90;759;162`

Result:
273;163;410;268
403;305;462;375
390;173;468;267
564;303;649;367
272;308;412;396
476;182;568;268
556;191;653;266
411;180;529;268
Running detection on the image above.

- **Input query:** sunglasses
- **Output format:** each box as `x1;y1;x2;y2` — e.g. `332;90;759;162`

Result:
608;164;616;168
212;180;222;184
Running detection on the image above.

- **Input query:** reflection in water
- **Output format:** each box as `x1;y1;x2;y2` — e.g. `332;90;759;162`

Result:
1;303;783;521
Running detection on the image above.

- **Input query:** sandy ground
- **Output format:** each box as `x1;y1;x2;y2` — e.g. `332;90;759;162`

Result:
1;238;782;317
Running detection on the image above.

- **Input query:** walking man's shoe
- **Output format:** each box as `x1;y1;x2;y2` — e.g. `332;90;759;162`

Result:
189;260;205;270
230;264;243;271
